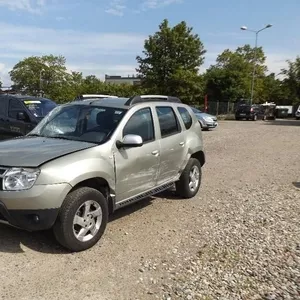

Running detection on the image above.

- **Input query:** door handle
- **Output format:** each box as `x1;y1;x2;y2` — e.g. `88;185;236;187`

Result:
151;150;159;156
179;142;185;146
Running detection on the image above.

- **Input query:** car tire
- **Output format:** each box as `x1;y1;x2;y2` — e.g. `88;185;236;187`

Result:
53;187;108;252
175;158;202;198
235;117;240;120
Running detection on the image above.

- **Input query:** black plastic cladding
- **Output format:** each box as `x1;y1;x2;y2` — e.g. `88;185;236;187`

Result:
125;95;182;106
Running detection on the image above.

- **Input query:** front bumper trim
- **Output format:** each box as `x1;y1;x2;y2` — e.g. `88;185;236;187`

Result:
0;201;59;231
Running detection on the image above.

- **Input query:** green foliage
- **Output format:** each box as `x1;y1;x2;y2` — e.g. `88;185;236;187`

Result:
9;55;146;104
136;19;206;104
9;55;69;97
281;56;300;104
204;44;267;103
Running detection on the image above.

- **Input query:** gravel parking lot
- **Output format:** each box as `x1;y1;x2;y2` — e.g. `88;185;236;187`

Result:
0;120;299;300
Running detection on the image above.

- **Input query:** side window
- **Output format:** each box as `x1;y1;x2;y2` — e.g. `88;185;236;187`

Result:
8;99;25;119
123;108;154;143
177;107;193;129
156;106;181;137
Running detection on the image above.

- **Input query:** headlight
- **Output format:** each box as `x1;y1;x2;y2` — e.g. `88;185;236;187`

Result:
3;168;40;191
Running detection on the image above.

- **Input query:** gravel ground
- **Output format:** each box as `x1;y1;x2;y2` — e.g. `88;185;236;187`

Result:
0;120;299;300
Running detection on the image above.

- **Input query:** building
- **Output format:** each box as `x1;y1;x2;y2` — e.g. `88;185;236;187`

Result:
105;74;141;86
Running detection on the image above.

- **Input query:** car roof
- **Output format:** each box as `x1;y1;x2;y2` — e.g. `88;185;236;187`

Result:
0;94;54;102
69;95;184;110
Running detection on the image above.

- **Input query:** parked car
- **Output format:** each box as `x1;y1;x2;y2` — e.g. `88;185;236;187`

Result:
235;104;265;121
0;95;205;252
0;94;57;140
295;105;300;120
190;107;218;130
74;94;118;101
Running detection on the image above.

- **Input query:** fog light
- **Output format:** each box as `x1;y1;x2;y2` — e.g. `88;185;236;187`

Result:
33;215;40;223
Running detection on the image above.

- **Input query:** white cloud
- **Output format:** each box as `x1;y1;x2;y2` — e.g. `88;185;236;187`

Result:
105;0;126;16
0;0;48;13
141;0;182;10
0;22;144;85
0;22;145;56
105;0;183;16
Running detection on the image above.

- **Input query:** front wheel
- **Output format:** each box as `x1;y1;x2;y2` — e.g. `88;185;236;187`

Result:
53;187;108;252
175;158;202;198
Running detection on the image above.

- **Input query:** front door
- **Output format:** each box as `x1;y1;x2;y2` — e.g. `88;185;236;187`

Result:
7;98;32;138
114;107;160;202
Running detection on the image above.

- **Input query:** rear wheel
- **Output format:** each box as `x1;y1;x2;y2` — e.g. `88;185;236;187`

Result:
175;158;202;198
53;187;108;252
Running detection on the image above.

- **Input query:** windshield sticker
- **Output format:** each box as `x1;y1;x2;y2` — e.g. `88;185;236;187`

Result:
24;100;41;104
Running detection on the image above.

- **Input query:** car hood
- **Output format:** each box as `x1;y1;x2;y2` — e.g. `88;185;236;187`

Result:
195;112;216;119
0;137;96;168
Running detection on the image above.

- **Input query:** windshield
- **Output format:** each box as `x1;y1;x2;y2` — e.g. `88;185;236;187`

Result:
23;99;57;118
28;104;127;144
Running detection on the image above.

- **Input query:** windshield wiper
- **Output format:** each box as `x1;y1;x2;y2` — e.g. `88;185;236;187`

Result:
27;133;44;137
48;135;76;141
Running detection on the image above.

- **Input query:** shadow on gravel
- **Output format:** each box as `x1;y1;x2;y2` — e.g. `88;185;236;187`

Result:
0;189;182;254
292;182;300;189
261;119;300;126
0;225;68;254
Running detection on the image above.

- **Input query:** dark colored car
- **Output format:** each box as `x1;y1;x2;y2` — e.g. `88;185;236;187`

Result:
235;104;265;121
0;94;57;140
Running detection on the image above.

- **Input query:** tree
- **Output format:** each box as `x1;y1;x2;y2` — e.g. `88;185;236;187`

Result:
204;44;267;103
281;56;300;104
136;19;206;103
9;55;70;97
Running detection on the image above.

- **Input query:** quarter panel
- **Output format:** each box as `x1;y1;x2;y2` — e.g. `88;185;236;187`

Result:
36;144;116;191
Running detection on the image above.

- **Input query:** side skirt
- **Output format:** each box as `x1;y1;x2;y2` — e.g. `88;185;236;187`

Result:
114;181;175;210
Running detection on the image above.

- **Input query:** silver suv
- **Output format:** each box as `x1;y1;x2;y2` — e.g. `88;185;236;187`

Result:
0;95;205;252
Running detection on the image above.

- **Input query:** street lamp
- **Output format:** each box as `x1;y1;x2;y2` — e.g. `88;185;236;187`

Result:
240;24;273;106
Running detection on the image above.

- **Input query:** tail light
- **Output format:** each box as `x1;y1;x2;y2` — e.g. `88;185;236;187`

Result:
250;107;254;112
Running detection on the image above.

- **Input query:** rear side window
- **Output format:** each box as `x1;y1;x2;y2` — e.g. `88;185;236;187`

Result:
177;107;192;129
156;106;181;137
8;99;25;119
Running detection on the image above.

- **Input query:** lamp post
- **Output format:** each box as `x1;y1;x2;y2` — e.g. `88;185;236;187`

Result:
240;24;272;106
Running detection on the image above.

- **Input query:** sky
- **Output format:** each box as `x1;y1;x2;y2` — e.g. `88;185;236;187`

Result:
0;0;299;86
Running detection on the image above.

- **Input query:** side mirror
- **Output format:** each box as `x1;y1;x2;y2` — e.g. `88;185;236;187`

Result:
17;111;26;121
116;134;143;149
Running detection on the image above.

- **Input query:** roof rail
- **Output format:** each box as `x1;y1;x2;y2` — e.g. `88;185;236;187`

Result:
125;95;182;106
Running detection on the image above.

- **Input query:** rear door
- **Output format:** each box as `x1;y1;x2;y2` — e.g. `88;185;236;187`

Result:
154;105;186;185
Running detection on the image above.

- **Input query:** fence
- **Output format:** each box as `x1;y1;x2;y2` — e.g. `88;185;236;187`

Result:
206;100;235;116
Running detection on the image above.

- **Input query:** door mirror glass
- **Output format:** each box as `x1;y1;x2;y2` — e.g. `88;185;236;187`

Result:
116;134;143;149
17;111;26;121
